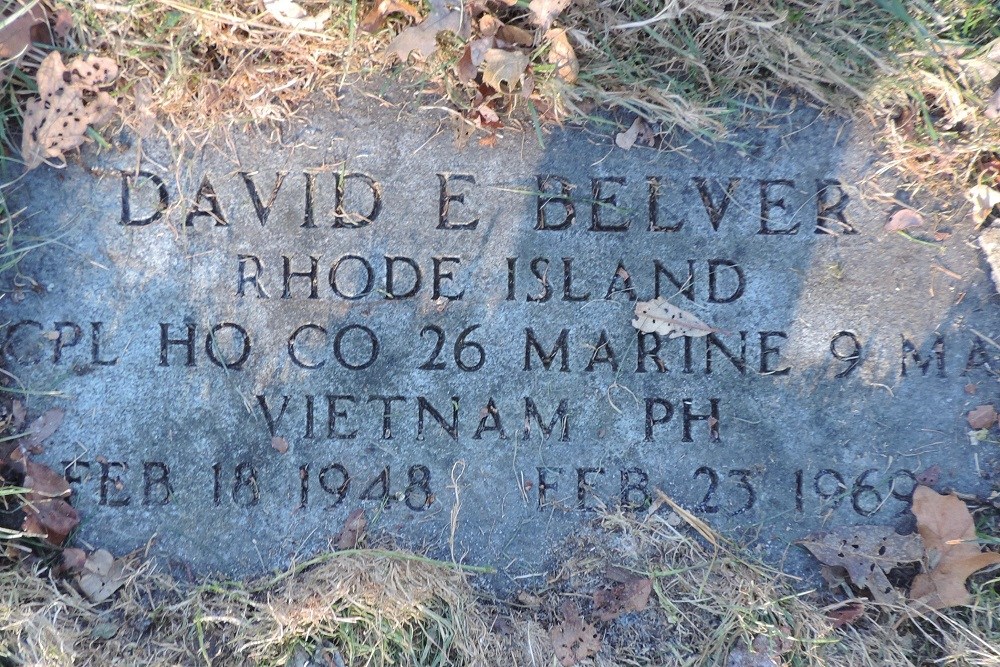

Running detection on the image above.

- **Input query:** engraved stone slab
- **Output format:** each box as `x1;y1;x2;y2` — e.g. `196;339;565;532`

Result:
5;94;1000;581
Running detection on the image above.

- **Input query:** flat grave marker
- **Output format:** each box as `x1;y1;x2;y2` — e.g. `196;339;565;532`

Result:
5;96;999;581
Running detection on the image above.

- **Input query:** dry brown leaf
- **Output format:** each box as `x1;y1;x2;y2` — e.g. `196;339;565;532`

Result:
885;208;924;231
632;297;719;338
549;601;600;666
359;0;422;32
496;24;534;47
21;51;118;170
20;408;64;450
481;48;529;92
386;0;469;61
262;0;330;30
0;2;48;59
969;184;1000;225
336;508;366;550
77;549;128;603
62;547;87;574
22;496;79;546
593;576;652;621
909;485;1000;609
528;0;571;31
798;526;923;603
23;459;70;499
615;117;654;150
967;404;998;429
915;464;941;486
545;28;578;83
52;8;74;39
827;603;865;629
271;435;289;454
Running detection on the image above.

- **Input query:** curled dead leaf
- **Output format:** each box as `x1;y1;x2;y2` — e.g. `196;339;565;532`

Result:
545;28;578;83
969;184;1000;226
336;508;366;550
528;0;571;31
632;297;719;338
885;208;924;232
615;117;654;150
481;48;529;93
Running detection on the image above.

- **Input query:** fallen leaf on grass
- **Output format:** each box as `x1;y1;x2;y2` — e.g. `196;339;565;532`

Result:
359;0;422;33
481;48;529;93
528;0;571;31
263;0;331;30
910;485;1000;609
549;601;600;667
335;508;366;550
885;208;924;231
798;525;923;603
78;549;127;603
386;0;469;61
967;404;997;429
632;297;719;338
968;184;1000;225
21;51;118;171
593;576;651;621
545;28;578;83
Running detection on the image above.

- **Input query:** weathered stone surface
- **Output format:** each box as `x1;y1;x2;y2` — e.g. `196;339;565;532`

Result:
4;94;1000;581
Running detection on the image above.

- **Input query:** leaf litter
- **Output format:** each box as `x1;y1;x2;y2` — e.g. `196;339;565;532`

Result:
909;485;1000;609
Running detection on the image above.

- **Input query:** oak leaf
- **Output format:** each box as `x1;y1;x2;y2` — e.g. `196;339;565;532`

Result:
909;485;1000;609
632;297;719;338
798;525;923;603
21;51;118;171
549;601;600;666
386;0;469;61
